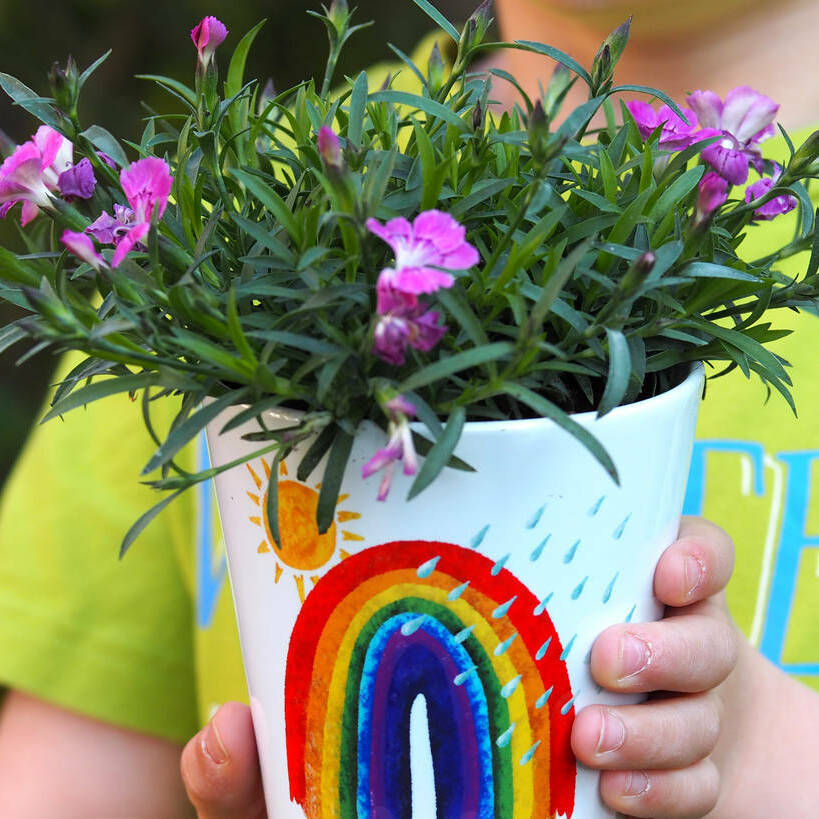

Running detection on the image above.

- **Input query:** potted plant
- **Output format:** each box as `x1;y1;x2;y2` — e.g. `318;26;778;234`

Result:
0;1;817;815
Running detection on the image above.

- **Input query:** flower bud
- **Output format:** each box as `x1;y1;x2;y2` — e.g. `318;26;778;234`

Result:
49;56;79;113
543;64;574;119
328;0;350;37
694;171;729;228
591;18;631;93
317;126;344;173
619;250;655;296
472;99;484;132
460;0;493;52
787;130;819;176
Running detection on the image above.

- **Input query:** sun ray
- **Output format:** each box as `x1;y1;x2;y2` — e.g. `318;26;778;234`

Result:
310;575;320;587
340;549;351;560
262;459;271;479
246;463;263;490
338;494;349;502
275;564;283;583
337;511;361;522
258;540;270;554
249;515;262;526
247;492;260;506
280;461;288;476
295;575;306;603
342;531;365;541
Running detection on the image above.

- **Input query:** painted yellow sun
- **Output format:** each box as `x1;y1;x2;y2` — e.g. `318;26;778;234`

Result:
245;459;363;602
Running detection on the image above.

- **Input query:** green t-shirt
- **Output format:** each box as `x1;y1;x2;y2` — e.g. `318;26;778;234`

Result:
0;46;816;742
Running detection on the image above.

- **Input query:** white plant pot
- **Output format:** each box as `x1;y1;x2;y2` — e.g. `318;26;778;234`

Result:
205;364;702;819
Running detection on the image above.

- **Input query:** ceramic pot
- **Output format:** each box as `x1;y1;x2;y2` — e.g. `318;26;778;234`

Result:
205;364;703;819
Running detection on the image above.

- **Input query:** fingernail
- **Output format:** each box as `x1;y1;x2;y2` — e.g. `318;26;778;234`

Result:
622;770;650;797
619;633;651;680
596;708;626;754
684;553;705;598
202;718;229;765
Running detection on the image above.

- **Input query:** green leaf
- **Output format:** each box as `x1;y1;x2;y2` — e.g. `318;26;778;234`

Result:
450;179;515;220
0;323;26;355
368;90;469;131
120;487;188;558
317;428;354;534
411;0;460;42
680;262;761;282
611;84;688;122
226;287;258;366
136;74;196;106
437;288;489;347
80;125;129;169
408;406;466;500
503;382;619;483
228;168;300;242
297;423;337;482
598;328;631;416
226;20;266;100
511;41;592;86
246;330;345;356
348;71;368;149
77;50;112;91
42;372;158;423
399;342;514;393
266;451;282;549
0;72;59;128
142;388;250;475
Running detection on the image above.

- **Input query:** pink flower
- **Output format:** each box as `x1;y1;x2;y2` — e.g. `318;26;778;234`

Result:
745;165;797;221
58;157;96;200
86;204;137;246
687;86;779;185
191;16;228;68
694;171;729;226
373;280;447;365
61;230;106;272
362;396;418;501
366;210;479;295
626;101;700;151
317;126;343;171
110;157;173;268
0;126;73;226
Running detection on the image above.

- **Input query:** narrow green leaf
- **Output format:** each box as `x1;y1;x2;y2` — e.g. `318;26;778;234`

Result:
246;330;344;356
680;262;760;282
399;342;514;393
436;288;489;347
42;372;158;423
297;423;337;482
266;451;282;549
368;90;469;131
611;84;688;122
348;71;368;149
136;74;196;106
527;238;593;331
226;20;266;100
512;41;592;85
450;179;514;220
228;168;300;242
503;382;619;483
142;388;250;475
0;73;59;128
411;0;460;42
77;50;112;91
317;429;354;533
598;328;631;416
80;125;129;170
120;487;188;558
408;406;466;500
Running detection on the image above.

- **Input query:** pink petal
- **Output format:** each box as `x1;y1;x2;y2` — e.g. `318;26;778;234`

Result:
373;315;410;365
413;209;465;253
686;90;723;130
20;200;40;227
361;442;402;478
376;273;418;314
701;142;749;185
386;395;416;417
61;230;106;270
191;16;228;53
389;266;454;295
408;309;446;352
111;222;149;268
366;216;412;252
120;157;173;222
32;126;72;175
441;243;479;270
625;100;659;139
721;86;778;144
0;142;41;179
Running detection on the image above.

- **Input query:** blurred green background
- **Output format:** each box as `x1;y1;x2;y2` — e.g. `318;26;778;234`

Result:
0;0;474;489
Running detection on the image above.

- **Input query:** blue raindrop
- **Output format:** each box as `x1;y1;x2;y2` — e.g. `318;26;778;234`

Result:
501;675;522;698
470;525;490;549
602;572;619;604
454;666;478;686
416;556;440;578
613;515;631;539
519;741;541;766
625;604;637;623
448;581;470;601
400;615;426;636
530;534;550;562
560;634;577;661
491;553;511;576
561;693;578;716
454;624;476;644
535;636;552;661
496;723;516;748
494;633;518;656
535;687;553;709
588;495;605;516
526;504;546;529
492;596;517;619
563;539;581;564
571;576;589;600
533;592;553;616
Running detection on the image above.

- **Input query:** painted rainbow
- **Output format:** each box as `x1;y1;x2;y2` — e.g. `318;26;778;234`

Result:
285;540;576;818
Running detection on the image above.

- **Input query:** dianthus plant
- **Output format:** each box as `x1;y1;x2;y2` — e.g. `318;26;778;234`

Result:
0;1;818;551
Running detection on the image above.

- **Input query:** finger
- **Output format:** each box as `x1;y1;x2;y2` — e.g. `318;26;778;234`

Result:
599;758;720;819
654;516;735;607
180;702;266;819
590;611;738;693
571;693;719;770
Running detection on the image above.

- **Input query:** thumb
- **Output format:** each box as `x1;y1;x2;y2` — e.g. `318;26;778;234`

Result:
180;701;267;819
